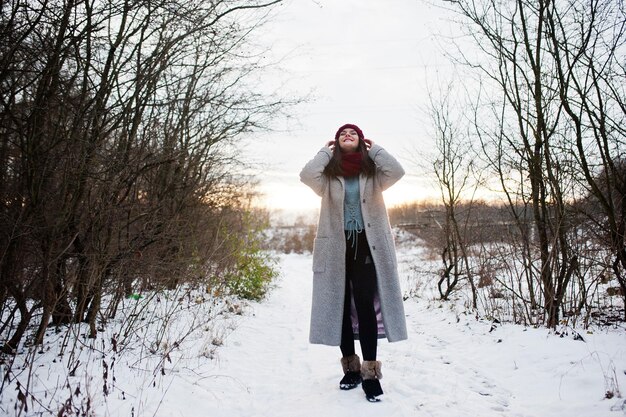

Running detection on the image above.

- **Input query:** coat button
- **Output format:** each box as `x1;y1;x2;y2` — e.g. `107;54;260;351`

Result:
372;246;376;250
362;199;365;203
368;223;371;227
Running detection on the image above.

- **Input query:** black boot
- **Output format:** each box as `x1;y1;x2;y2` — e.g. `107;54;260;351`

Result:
361;360;383;402
339;354;362;390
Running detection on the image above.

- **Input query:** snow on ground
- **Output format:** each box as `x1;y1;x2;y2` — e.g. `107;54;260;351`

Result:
2;248;626;417
184;252;626;417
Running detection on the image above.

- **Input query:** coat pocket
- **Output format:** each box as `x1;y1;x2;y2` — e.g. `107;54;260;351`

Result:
312;237;329;273
384;232;399;267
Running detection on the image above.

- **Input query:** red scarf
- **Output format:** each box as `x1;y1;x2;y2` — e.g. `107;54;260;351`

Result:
341;152;362;177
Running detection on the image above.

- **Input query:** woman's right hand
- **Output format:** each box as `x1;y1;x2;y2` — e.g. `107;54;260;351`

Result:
326;140;335;151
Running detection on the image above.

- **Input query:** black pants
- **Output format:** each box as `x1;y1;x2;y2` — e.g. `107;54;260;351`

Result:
340;230;378;361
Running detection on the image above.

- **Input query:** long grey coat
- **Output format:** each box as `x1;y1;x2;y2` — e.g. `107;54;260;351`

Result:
300;144;408;346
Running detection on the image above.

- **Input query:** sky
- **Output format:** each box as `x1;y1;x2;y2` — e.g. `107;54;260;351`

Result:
245;0;460;217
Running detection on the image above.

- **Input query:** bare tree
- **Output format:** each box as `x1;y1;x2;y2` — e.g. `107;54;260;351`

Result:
543;0;626;318
441;0;625;326
428;84;479;307
0;0;288;352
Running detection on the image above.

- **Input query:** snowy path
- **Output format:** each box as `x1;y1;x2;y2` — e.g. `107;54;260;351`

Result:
147;253;625;417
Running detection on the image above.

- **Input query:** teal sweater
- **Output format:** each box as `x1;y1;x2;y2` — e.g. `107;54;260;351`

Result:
343;176;364;231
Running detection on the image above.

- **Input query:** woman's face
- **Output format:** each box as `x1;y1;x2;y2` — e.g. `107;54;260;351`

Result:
337;128;360;153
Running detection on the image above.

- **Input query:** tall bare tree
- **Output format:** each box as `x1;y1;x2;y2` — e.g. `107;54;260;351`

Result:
441;0;625;326
0;0;286;352
428;84;479;307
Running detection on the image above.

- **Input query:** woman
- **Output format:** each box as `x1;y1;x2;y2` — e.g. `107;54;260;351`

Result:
299;123;408;402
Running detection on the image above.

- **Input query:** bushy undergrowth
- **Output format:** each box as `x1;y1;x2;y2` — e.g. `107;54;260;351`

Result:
266;225;315;254
0;282;249;416
0;205;280;415
222;214;279;301
398;229;625;329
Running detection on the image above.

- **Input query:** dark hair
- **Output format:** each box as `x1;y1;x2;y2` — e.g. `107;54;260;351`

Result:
323;137;376;177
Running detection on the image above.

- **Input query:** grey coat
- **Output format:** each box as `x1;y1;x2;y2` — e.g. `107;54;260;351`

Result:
300;144;408;346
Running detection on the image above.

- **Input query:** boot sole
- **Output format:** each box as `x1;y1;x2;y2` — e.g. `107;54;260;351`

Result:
339;382;361;390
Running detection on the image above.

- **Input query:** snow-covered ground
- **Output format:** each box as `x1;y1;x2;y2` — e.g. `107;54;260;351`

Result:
2;248;626;417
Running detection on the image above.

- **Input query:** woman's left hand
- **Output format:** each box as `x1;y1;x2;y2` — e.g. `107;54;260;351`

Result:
363;138;374;150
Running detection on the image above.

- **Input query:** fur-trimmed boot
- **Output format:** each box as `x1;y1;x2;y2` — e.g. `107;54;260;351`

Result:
361;360;383;402
339;354;362;390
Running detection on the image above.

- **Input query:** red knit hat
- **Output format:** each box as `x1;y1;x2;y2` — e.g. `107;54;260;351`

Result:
335;124;364;141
